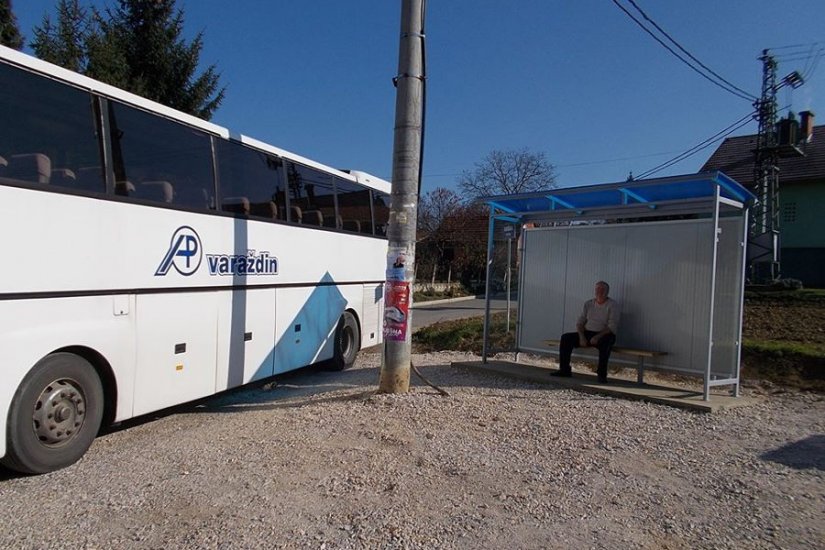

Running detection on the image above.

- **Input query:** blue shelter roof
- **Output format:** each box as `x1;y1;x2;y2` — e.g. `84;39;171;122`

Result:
482;171;755;222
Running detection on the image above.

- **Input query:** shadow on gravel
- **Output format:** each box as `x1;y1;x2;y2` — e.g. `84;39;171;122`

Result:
760;434;825;470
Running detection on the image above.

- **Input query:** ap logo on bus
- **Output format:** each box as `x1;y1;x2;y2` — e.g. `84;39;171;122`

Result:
155;226;203;276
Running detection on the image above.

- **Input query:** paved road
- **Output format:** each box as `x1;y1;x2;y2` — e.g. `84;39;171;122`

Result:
411;295;517;330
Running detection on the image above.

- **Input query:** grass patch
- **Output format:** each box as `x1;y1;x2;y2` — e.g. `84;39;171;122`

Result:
743;339;825;358
745;288;825;303
413;287;473;303
413;312;515;353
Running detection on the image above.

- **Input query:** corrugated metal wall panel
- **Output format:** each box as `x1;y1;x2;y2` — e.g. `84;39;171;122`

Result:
689;221;713;376
562;226;627;336
710;217;746;378
624;221;706;372
517;218;744;379
518;229;568;350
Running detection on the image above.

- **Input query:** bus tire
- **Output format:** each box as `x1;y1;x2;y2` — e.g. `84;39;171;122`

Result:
2;353;104;474
328;311;360;371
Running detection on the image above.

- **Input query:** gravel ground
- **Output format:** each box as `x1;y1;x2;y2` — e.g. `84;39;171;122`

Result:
1;350;823;550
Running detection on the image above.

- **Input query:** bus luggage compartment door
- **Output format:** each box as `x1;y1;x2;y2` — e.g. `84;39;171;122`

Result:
215;288;276;389
132;292;218;416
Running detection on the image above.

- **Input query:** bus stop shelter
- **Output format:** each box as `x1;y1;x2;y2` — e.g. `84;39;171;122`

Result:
480;172;756;400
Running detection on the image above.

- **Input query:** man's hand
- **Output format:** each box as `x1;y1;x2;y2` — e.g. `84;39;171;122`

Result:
589;335;601;346
579;335;588;347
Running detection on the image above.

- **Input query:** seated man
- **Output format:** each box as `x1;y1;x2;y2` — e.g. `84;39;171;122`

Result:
554;281;620;383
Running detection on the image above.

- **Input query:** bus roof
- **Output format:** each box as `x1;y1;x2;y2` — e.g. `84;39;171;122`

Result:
0;45;391;194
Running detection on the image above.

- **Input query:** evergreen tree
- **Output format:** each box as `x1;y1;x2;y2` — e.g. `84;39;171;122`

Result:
0;0;24;49
32;0;90;72
103;0;224;119
30;0;224;120
84;6;129;89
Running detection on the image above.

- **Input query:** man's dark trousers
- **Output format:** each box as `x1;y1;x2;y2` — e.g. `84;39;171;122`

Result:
558;330;616;379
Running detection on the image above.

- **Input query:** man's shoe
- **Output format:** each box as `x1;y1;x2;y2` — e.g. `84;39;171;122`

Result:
551;371;572;377
597;376;608;384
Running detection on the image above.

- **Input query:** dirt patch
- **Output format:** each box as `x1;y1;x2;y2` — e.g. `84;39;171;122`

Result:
743;295;825;348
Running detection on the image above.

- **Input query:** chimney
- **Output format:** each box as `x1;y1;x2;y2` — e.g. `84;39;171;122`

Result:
799;110;815;143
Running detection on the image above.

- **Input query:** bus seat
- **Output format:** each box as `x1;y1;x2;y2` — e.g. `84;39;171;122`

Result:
343;219;361;232
138;180;174;203
323;214;337;228
303;209;323;226
7;153;51;183
222;196;250;215
290;205;302;223
250;200;278;219
50;168;77;187
115;180;136;196
177;186;212;209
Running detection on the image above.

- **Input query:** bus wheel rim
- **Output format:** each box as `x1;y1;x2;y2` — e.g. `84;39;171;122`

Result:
32;379;86;446
342;325;354;358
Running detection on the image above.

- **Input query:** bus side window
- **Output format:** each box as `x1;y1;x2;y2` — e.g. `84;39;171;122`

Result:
216;139;285;221
108;101;213;208
373;191;390;236
334;178;374;235
0;62;103;193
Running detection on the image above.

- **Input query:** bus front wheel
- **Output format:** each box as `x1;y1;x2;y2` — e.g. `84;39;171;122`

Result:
2;353;104;474
328;311;360;371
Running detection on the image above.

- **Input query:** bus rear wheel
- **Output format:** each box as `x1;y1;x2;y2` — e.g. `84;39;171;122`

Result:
327;311;360;371
2;353;104;474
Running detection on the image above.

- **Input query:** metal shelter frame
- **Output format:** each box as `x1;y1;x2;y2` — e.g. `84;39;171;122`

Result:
480;171;756;400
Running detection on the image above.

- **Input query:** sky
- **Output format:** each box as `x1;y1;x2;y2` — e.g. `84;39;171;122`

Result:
12;1;825;193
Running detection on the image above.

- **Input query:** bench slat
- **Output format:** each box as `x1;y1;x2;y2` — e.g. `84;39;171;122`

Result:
544;339;666;357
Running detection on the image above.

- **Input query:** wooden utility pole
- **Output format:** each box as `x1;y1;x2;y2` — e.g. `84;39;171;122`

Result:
378;0;425;393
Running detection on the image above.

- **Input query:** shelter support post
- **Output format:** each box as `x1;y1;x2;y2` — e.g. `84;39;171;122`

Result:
481;207;496;363
733;208;749;397
704;186;722;401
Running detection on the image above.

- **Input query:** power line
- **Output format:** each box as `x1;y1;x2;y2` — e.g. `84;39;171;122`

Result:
635;111;756;179
625;0;757;101
767;40;823;51
774;49;825;63
611;0;757;102
403;150;686;182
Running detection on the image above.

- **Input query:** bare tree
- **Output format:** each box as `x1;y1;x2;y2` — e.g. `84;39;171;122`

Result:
417;187;462;285
458;148;557;198
418;187;461;236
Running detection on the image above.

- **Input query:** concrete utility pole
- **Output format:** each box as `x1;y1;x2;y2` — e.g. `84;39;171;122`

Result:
378;0;426;393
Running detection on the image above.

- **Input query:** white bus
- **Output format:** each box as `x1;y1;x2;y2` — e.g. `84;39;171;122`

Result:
0;45;391;474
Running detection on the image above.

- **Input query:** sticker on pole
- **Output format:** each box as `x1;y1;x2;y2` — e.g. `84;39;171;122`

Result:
383;280;410;341
387;251;408;281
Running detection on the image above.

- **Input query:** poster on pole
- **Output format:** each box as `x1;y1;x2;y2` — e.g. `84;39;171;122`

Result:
383;280;410;341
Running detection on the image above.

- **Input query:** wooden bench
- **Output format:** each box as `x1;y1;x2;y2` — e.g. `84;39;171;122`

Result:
544;339;667;384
